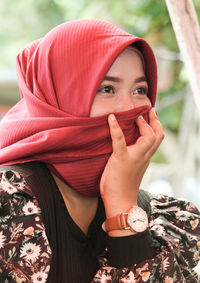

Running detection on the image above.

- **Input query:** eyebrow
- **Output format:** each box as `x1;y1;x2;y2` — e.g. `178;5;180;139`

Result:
103;75;148;84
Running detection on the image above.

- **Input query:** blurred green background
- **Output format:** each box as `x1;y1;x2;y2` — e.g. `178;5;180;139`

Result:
0;0;200;205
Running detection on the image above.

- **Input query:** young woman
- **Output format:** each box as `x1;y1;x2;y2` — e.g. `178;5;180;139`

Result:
0;19;199;283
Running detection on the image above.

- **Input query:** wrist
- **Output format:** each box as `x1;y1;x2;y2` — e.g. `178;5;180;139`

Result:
104;200;138;218
102;205;148;235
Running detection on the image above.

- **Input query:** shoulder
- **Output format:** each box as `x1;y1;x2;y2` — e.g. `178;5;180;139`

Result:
149;193;200;265
0;167;52;282
0;167;41;220
0;166;37;194
149;193;200;216
149;192;200;232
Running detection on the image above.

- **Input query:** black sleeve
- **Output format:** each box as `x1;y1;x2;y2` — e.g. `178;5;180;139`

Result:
107;228;155;268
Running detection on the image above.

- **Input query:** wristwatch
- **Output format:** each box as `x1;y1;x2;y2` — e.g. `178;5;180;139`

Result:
102;206;148;233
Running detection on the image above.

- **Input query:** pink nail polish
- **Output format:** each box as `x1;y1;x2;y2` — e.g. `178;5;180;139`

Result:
109;114;115;121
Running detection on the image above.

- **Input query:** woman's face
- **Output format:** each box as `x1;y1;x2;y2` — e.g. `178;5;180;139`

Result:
90;48;151;117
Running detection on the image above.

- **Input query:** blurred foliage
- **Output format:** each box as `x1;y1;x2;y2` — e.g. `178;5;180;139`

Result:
0;0;200;137
159;101;183;132
1;0;199;66
151;148;167;164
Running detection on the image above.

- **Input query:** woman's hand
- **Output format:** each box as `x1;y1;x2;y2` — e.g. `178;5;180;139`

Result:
100;108;164;219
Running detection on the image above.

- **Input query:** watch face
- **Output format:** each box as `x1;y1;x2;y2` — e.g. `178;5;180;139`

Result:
127;206;148;233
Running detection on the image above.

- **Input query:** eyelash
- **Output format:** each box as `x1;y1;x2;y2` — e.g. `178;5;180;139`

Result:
98;85;114;94
97;85;148;95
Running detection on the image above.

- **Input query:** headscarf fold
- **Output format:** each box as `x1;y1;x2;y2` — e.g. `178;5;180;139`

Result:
0;19;157;197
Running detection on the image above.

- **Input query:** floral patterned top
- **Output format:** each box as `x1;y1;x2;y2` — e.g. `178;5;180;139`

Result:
0;165;200;283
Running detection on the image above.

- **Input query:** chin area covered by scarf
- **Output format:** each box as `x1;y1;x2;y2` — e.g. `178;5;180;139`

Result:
47;105;151;197
0;105;150;198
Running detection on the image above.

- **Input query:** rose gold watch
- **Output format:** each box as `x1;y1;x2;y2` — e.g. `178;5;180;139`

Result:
102;206;148;233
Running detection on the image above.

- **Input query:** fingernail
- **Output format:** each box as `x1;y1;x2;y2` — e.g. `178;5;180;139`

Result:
137;115;144;120
109;114;116;121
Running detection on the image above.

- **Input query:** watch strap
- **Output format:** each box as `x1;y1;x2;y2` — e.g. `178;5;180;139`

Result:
103;212;129;232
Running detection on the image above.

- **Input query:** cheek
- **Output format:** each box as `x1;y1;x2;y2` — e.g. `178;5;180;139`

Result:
146;97;152;106
133;96;152;108
90;97;112;117
142;96;152;107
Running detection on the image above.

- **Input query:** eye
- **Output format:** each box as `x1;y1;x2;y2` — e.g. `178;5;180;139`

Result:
97;85;115;94
134;87;148;95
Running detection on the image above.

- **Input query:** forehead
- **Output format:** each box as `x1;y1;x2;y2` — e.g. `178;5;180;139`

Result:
106;48;145;75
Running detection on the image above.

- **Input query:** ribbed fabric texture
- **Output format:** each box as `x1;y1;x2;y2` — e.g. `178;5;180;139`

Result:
0;19;157;197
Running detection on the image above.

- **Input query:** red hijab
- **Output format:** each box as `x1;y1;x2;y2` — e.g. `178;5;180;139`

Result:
0;19;157;197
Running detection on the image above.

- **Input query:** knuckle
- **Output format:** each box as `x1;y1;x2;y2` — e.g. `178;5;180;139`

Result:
114;132;124;141
111;124;124;140
148;133;156;145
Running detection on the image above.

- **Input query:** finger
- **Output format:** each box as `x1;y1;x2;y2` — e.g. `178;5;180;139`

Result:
108;114;127;155
135;115;157;152
137;109;164;157
148;108;165;150
149;108;165;140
